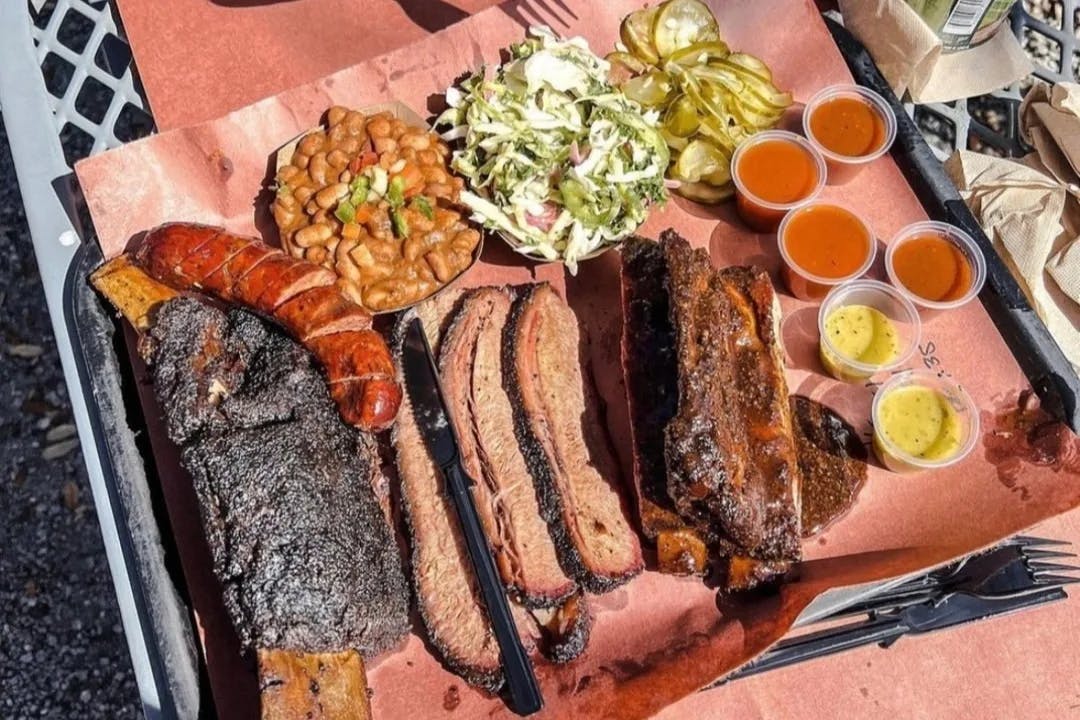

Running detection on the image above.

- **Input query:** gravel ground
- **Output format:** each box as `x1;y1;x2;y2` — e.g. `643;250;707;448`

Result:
0;116;140;717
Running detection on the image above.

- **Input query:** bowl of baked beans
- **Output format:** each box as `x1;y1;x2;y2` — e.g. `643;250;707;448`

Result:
272;103;482;313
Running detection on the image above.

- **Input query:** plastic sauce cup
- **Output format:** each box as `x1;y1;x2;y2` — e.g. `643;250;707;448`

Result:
731;130;827;233
818;279;921;382
885;220;987;313
803;85;897;186
871;370;980;473
778;201;876;300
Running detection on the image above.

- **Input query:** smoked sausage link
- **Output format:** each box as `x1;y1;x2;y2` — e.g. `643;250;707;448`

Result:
133;222;402;431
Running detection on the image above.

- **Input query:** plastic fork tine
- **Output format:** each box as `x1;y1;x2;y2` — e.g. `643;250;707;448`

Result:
1021;548;1078;560
1012;535;1072;548
1029;562;1080;575
1031;575;1080;588
546;0;579;20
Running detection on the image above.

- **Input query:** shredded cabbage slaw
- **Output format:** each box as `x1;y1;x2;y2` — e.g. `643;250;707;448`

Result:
436;27;669;273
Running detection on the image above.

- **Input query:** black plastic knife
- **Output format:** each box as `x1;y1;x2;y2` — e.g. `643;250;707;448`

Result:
401;317;543;716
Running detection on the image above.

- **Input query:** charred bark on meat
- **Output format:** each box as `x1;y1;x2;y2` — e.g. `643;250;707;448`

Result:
148;298;410;654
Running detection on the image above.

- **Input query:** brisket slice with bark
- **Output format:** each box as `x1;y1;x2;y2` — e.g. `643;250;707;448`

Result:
391;292;504;691
440;288;577;608
147;298;410;653
660;230;802;588
393;290;592;689
505;283;644;593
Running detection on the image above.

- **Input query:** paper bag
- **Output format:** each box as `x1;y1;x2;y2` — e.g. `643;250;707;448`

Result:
944;149;1080;373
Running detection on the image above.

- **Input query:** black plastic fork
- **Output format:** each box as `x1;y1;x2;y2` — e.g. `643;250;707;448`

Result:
723;536;1079;683
832;536;1080;619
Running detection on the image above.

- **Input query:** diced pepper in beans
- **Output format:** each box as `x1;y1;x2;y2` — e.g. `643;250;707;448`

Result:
273;107;479;312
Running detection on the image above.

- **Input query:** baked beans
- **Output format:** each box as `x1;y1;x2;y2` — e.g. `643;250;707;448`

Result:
273;107;477;312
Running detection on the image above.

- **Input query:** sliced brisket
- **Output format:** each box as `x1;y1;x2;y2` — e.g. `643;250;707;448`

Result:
391;292;503;691
532;591;591;664
440;288;577;608
505;283;643;593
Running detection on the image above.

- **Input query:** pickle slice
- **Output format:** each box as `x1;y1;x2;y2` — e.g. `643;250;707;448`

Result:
606;51;649;76
622;70;673;107
606;51;647;86
621;6;661;64
663;94;701;137
673;139;731;185
654;0;721;58
666;40;731;67
696;117;740;154
730;101;782;132
673;65;732;132
714;60;793;108
723;52;773;83
660;128;690;152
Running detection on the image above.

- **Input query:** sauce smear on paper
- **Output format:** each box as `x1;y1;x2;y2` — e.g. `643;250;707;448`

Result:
809;96;888;157
892;233;973;302
984;390;1080;494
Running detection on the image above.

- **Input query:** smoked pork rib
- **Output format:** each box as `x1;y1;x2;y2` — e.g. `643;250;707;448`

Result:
147;298;410;653
440;288;577;608
717;265;802;568
132;222;401;431
505;283;643;593
620;238;708;575
391;293;504;691
660;231;801;586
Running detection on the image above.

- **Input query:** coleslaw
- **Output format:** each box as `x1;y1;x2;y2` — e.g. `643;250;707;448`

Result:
435;27;669;273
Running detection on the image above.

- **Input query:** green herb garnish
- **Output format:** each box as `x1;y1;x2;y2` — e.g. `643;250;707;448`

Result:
413;196;435;220
349;176;370;206
391;208;409;238
387;175;406;207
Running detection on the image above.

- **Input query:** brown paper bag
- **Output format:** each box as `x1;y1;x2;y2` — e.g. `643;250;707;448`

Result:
839;0;1031;103
944;149;1080;373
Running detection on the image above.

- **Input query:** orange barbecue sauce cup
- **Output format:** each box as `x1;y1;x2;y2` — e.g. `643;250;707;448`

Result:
778;201;876;300
803;85;897;185
731;130;827;232
885;221;987;312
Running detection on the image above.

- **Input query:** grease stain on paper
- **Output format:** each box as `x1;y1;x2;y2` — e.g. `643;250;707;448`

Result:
442;684;460;711
983;390;1080;499
208;150;234;181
